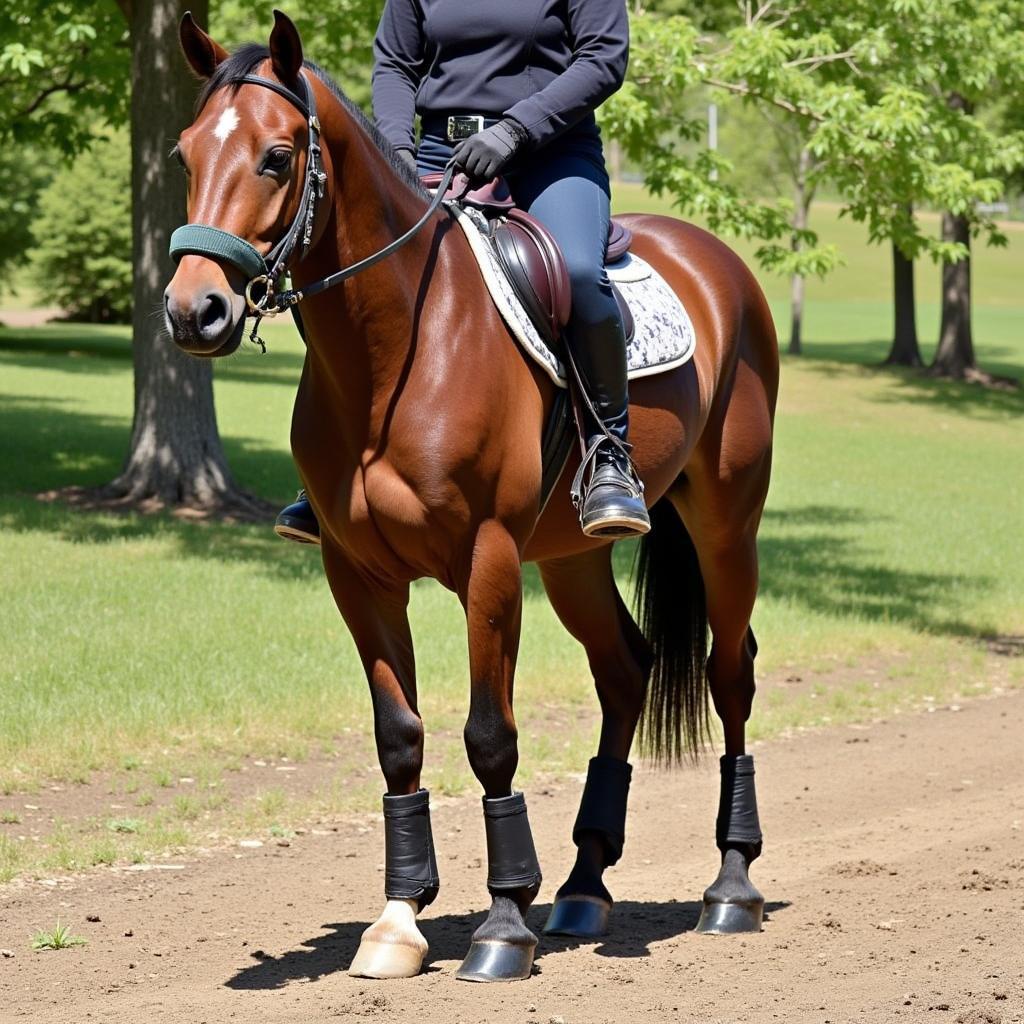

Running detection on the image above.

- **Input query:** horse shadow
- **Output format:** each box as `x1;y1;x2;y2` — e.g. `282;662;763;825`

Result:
224;898;792;989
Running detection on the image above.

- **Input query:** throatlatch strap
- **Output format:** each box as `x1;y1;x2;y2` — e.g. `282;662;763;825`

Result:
716;754;763;857
482;792;542;892
572;756;632;866
168;224;269;280
383;789;440;908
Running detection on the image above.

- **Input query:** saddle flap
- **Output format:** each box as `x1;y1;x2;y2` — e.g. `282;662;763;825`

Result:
490;210;573;345
419;172;516;211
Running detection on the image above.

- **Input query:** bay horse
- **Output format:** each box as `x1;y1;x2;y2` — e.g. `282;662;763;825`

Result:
165;12;778;982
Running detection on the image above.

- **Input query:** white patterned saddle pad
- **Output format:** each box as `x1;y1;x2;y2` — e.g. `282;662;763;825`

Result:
449;204;697;387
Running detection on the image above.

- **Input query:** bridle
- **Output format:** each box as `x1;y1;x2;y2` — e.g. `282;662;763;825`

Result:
168;69;457;350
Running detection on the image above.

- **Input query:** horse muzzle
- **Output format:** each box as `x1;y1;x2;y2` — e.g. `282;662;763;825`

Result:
164;266;247;358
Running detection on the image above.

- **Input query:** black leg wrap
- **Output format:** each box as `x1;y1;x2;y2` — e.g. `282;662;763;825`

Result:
716;754;763;860
573;756;632;866
383;789;440;909
482;793;542;893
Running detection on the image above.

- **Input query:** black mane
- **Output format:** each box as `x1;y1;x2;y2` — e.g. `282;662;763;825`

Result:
196;43;426;194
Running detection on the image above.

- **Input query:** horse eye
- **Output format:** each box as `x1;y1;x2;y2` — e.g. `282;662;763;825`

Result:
263;148;292;174
171;146;189;174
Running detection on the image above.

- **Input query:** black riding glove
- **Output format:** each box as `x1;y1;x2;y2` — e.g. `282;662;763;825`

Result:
396;147;418;173
452;118;529;180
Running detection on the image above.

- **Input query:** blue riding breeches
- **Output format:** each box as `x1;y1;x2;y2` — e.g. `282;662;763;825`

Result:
417;129;619;331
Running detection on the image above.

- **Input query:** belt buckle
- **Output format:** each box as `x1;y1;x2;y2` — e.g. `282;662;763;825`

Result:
447;114;485;142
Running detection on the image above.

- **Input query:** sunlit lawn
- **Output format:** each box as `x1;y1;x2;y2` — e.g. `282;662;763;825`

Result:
1;194;1022;880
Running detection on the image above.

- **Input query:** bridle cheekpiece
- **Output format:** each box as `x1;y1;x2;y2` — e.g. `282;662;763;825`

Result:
168;68;456;351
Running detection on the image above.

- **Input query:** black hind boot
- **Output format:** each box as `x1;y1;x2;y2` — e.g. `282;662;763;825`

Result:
566;312;650;538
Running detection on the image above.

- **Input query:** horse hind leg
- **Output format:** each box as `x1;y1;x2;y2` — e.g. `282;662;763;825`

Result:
665;489;766;934
537;548;650;939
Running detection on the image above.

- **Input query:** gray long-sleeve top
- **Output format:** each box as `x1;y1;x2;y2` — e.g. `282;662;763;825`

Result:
371;0;629;153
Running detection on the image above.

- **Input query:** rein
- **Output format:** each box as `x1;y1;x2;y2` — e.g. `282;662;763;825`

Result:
168;70;458;351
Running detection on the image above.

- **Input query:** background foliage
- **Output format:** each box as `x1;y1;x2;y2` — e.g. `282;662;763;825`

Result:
29;131;132;323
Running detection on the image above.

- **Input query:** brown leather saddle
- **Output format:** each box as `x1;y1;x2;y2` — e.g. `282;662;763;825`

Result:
421;172;635;351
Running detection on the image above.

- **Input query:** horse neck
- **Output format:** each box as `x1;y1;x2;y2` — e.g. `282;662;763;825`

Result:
293;94;448;419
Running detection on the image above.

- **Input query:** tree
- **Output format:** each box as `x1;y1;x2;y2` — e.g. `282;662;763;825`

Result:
0;147;51;301
886;205;922;367
1;1;267;513
31;132;132;323
601;1;1024;378
102;0;267;514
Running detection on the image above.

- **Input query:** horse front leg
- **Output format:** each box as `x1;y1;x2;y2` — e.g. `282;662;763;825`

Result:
320;544;436;979
454;520;542;983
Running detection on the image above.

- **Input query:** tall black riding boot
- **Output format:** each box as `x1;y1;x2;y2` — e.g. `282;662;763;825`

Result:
567;311;650;538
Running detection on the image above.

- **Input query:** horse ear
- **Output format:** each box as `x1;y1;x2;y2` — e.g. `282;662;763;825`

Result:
179;11;229;79
269;10;304;86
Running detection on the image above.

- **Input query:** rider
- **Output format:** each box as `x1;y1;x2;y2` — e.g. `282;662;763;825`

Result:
275;0;650;543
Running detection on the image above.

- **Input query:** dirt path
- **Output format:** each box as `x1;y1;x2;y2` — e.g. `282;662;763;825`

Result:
0;307;64;329
2;692;1022;1024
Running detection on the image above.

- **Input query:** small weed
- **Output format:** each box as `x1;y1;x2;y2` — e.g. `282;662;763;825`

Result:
89;840;117;866
31;920;87;951
121;755;141;772
1;811;20;824
173;795;200;822
152;769;174;789
0;834;23;882
107;818;143;834
135;792;155;808
257;788;286;819
268;823;293;838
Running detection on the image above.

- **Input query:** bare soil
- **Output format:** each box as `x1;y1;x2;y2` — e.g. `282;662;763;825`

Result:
2;692;1023;1024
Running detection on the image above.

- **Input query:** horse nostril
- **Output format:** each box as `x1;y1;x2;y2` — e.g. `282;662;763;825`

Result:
197;290;232;340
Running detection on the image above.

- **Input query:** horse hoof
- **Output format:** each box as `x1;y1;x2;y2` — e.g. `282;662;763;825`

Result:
543;896;610;938
348;937;426;979
455;939;536;982
695;899;764;934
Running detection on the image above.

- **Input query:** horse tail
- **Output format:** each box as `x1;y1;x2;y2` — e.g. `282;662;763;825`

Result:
632;498;710;763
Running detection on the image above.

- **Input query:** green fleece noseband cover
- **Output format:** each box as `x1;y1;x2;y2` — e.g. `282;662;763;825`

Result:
169;224;268;280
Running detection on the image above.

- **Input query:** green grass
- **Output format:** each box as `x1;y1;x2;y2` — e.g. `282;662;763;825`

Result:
0;191;1022;881
30;920;87;951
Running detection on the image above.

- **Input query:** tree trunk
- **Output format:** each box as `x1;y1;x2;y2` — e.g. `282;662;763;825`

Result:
788;147;813;356
104;0;264;516
930;93;981;382
885;232;922;367
931;210;976;379
789;268;805;356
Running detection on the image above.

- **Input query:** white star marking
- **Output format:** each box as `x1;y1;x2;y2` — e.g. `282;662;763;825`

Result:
213;106;239;144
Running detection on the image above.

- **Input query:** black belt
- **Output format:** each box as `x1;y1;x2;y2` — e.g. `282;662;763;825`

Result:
421;113;502;143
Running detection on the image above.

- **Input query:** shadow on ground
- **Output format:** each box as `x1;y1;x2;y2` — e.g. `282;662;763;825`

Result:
0;394;321;583
0;324;305;387
0;342;995;636
224;899;793;989
793;339;1023;419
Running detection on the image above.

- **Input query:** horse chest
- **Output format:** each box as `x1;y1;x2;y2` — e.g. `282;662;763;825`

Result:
318;457;466;584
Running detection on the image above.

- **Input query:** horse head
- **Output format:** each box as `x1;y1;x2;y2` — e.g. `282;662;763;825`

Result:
164;10;333;357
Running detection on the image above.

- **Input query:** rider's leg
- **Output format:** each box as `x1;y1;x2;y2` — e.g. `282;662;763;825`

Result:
510;145;650;537
274;488;320;544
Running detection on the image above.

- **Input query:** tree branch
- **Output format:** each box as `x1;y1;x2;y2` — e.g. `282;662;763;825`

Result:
115;0;133;23
785;50;859;73
15;77;88;119
702;77;826;122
